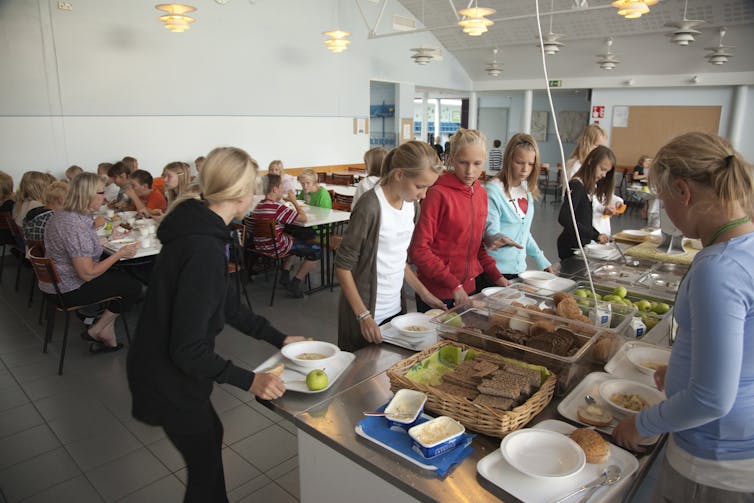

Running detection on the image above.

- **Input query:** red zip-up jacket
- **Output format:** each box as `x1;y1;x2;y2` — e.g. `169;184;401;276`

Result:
409;172;503;300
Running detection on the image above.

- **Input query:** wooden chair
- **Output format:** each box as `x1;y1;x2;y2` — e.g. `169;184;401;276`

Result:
331;173;355;186
316;172;327;183
328;194;352;288
538;165;561;204
27;245;131;375
243;217;291;307
0;211;20;285
0;211;26;290
24;239;44;309
347;166;363;173
229;224;251;309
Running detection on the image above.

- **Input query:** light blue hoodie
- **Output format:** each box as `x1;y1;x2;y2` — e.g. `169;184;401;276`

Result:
484;179;550;274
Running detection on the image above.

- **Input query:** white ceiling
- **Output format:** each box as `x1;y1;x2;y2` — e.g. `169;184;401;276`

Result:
382;0;754;82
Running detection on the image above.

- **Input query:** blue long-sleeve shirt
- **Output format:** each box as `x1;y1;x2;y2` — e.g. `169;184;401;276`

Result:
637;232;754;461
484;179;550;275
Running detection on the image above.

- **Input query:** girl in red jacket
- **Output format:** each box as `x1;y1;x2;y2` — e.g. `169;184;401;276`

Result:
409;128;508;311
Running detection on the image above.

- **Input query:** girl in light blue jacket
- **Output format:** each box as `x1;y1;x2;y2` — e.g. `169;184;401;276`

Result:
484;133;552;278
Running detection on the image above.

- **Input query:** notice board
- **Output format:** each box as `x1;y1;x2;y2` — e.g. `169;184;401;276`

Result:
610;105;721;167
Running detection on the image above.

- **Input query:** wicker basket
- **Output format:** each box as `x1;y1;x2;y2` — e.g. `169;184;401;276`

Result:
386;340;557;437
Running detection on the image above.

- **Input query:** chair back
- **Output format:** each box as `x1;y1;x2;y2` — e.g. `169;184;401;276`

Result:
317;172;327;183
28;247;62;295
1;212;23;241
331;173;355;186
332;200;351;212
347;166;363;173
0;211;11;232
247;218;278;240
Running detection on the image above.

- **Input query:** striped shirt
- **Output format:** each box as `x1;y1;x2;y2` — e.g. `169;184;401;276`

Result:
250;199;296;256
488;148;503;171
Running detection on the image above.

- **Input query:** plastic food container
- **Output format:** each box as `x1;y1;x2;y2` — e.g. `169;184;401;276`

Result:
383;389;427;429
408;416;465;458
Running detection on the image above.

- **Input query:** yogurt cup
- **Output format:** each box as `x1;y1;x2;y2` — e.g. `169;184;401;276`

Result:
408;416;465;458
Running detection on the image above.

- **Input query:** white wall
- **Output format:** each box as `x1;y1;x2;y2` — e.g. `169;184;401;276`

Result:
0;0;472;180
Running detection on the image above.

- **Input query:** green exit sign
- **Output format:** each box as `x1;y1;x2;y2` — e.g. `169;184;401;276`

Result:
549;79;562;88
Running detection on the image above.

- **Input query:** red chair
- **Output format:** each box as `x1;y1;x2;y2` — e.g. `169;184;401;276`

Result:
243;217;291;307
331;173;355;186
316;172;327;183
28;245;131;375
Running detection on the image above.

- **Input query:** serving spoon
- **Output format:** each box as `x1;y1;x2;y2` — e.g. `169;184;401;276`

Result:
551;465;621;503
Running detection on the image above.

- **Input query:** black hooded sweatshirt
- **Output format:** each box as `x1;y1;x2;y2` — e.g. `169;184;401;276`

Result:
127;199;284;429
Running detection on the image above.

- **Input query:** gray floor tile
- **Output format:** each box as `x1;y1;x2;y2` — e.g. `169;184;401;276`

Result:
237;480;297;503
47;404;122;444
278;418;299;436
0;447;80;503
220;405;273;445
275;467;300;500
227;474;272;503
210;385;244;414
0;385;29;413
116;474;185;503
0;368;16;390
121;419;166;445
230;424;297;472
64;423;142;471
173;447;261;493
19;372;89;402
7;360;60;384
0;346;52;370
32;391;101;422
21;474;103;503
0;403;43;439
245;396;284;423
146;437;185;473
86;448;169;503
265;456;298;480
0;424;60;470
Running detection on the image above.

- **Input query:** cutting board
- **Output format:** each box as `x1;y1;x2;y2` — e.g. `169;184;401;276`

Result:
625;240;699;266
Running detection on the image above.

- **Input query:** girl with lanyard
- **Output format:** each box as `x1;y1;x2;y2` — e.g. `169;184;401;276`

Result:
614;132;754;502
483;133;552;283
556;145;616;260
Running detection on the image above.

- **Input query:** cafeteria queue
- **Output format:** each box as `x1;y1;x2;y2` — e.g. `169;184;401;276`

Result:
1;128;752;503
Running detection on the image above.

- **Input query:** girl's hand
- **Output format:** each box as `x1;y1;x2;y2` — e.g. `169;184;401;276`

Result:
452;286;470;307
250;372;286;400
613;416;646;453
419;292;447;311
494;277;510;287
603;207;616;216
94;216;106;228
597;234;609;244
489;235;523;250
654;365;668;391
282;336;308;345
137;207;151;218
360;316;382;344
118;242;140;259
543;266;555;273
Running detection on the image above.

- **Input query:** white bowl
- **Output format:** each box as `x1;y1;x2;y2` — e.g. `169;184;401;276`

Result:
391;313;435;340
599;379;665;416
384;389;427;427
625;346;671;375
501;429;586;479
518;271;558;289
118;211;137;219
280;340;340;369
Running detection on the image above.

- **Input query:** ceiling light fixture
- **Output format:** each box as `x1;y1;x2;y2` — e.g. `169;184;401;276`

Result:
156;4;196;32
611;0;658;19
537;0;566;54
664;0;704;46
457;2;495;37
323;30;352;53
704;27;734;65
485;48;503;77
596;37;620;70
410;47;442;65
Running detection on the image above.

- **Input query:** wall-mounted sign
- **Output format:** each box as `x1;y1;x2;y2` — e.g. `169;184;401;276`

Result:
548;79;562;88
591;105;605;119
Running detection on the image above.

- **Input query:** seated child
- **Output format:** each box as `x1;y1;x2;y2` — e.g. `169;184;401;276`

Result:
97;162;119;202
126;170;167;216
64;165;83;182
107;161;132;209
251;174;320;298
0;170;15;245
297;169;332;208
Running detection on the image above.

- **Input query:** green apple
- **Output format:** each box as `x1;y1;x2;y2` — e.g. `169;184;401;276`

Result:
653;302;671;315
464;349;478;361
306;369;329;391
603;295;621;303
636;300;652;312
573;289;588;298
443;313;465;328
594;293;603;301
613;286;628;299
584;290;595;298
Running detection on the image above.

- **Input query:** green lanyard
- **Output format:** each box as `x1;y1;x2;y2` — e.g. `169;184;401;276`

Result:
669;216;752;343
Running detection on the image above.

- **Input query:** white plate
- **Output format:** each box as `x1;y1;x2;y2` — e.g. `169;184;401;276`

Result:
477;419;639;503
481;286;506;297
622;229;648;237
625;345;671;376
557;372;660;445
253;350;355;394
604;341;661;387
380;323;438;352
599;379;666;416
501;429;585;479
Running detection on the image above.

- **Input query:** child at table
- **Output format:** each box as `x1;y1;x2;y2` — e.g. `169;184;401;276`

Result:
297;169;332;209
335;141;445;351
351;147;387;210
107;161;132;209
162;161;193;209
613;132;754;502
556;145;616;259
0;170;15;245
125;170;167;217
409;128;508;311
484;133;552;280
251;174;320;298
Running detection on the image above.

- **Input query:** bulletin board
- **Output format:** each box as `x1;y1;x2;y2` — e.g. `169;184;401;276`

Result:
610;105;721;168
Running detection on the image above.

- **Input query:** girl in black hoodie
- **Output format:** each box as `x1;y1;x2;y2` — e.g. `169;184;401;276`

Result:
128;147;298;503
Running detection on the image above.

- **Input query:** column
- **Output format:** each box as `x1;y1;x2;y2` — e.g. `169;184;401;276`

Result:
420;92;428;142
433;98;440;143
729;85;747;150
521;89;533;134
468;91;478;130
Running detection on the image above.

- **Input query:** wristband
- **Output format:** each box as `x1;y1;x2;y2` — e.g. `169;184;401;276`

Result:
357;310;372;321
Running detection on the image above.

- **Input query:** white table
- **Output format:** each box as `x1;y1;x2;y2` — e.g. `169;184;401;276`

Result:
322;183;357;197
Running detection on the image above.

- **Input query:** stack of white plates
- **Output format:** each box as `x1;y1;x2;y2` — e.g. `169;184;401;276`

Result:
582;243;622;261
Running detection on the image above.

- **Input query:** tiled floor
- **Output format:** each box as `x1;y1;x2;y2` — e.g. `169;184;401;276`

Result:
0;198;650;502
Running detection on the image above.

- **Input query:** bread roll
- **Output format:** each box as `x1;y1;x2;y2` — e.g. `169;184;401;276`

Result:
263;363;285;377
569;428;610;464
577;404;614;427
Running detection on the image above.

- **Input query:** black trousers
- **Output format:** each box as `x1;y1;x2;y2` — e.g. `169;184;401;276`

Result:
163;405;228;503
59;270;141;314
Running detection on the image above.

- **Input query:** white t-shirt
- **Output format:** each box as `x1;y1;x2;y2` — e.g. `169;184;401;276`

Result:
352;176;380;210
592;194;624;237
104;182;120;203
373;185;415;324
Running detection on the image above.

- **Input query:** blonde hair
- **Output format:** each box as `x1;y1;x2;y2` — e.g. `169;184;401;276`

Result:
499;133;541;200
448;128;487;165
0;171;13;200
364;147;388;177
297;168;318;184
268;160;283;172
379;141;443;186
637;154;651;166
650;132;754;219
63;172;103;214
569;124;606;164
167;147;257;217
43;181;69;207
163;161;191;206
574;145;617;205
17;171;50;206
97;162;113;177
65;165;83;179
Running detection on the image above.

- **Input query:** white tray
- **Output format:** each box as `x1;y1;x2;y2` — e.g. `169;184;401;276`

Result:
557;372;661;445
477;419;638;503
253;350;355;394
604;341;662;388
380;322;438;352
354;412;438;471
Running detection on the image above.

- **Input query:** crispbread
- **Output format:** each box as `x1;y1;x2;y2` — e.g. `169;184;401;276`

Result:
472;394;514;411
502;363;541;388
435;382;479;400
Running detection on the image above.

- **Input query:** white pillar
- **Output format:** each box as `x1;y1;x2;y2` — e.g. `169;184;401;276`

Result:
729;85;747;150
420;92;428;142
433;98;440;143
468;91;478;130
521;89;533;134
